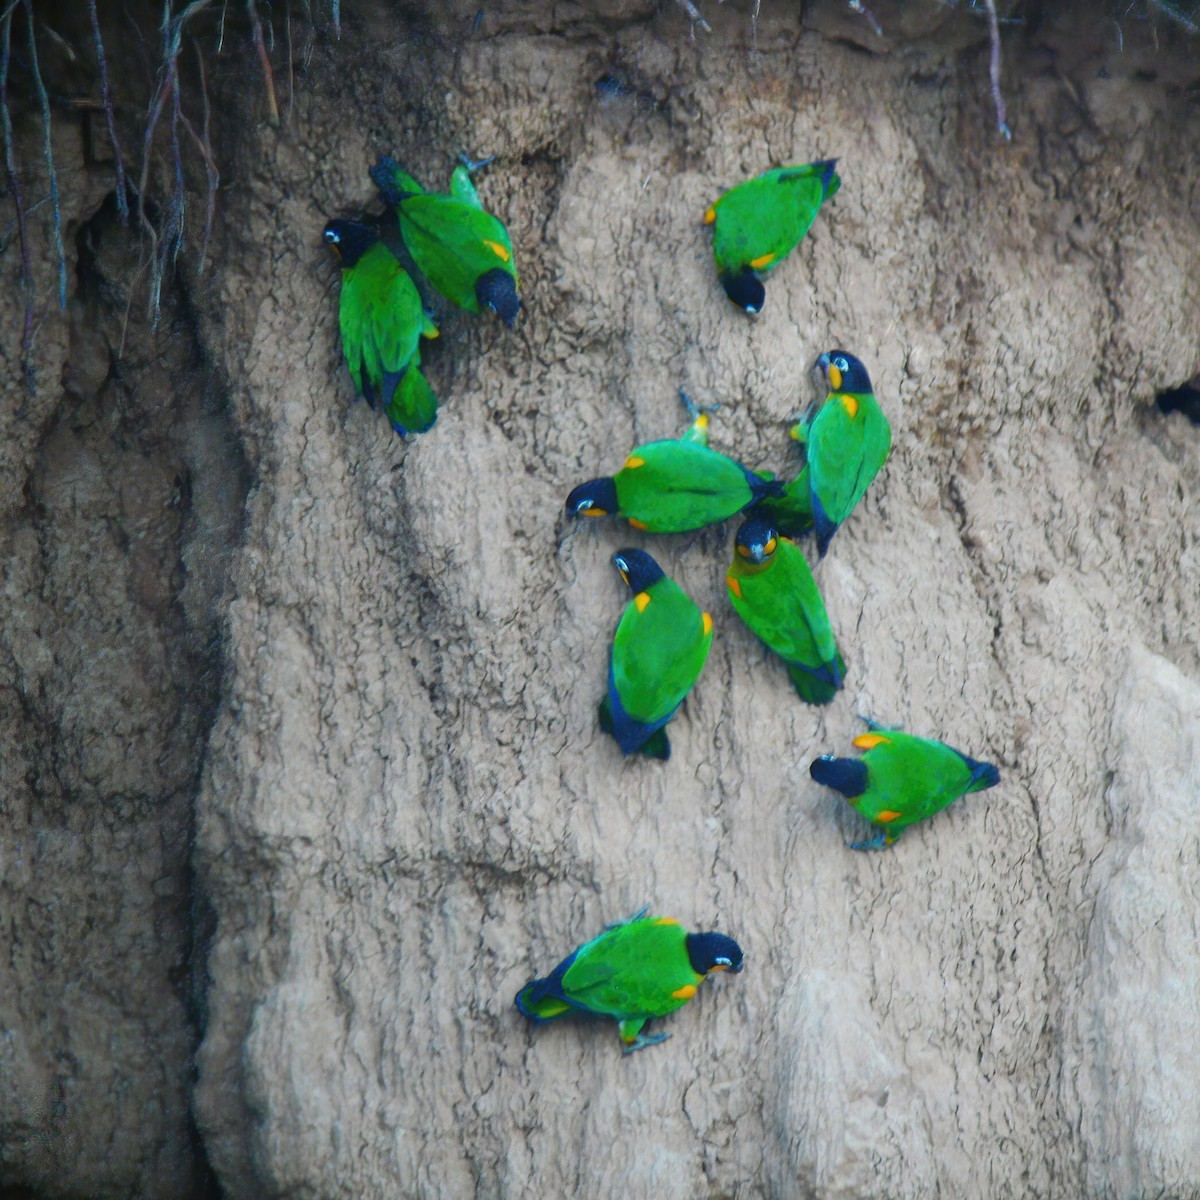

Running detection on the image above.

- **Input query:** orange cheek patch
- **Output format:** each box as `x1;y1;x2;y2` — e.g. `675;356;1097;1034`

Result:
671;984;698;1000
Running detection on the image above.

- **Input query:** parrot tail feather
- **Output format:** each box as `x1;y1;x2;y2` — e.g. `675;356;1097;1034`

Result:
810;754;869;798
638;727;671;760
787;655;844;706
384;366;438;437
516;949;581;1022
962;755;1001;792
745;470;786;505
812;495;839;558
369;156;425;206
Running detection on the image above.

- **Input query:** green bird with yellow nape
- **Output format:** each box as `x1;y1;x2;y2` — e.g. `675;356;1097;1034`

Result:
792;349;891;557
516;908;744;1053
566;391;783;533
600;548;713;761
726;516;845;705
323;219;439;437
810;728;1001;850
704;159;840;314
370;154;520;325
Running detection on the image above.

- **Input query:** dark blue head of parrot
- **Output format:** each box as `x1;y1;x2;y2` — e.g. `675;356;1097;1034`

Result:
734;517;779;565
720;267;766;315
612;548;665;594
566;477;618;518
686;932;744;974
323;219;378;269
817;350;872;395
476;267;520;327
810;754;869;798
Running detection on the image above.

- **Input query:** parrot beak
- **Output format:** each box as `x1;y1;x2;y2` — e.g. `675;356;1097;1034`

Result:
815;352;841;392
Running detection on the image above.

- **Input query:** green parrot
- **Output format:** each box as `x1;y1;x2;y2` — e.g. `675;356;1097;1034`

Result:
704;159;840;313
810;728;1001;850
566;393;783;533
323;219;439;437
792;349;891;557
370;154;520;325
599;549;713;760
726;516;845;704
515;907;744;1052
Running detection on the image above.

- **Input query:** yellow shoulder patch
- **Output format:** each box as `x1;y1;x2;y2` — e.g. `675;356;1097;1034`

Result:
749;252;775;270
726;574;742;600
875;809;904;824
634;592;651;613
482;239;511;263
627;517;649;531
623;455;646;469
703;205;717;225
839;394;860;419
853;732;891;750
655;917;679;926
671;984;698;1000
702;612;713;635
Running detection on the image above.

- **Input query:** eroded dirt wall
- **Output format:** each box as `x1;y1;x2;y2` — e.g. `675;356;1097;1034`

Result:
187;3;1200;1198
2;1;1199;1197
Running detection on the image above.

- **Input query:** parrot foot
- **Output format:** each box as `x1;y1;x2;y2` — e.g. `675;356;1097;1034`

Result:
849;829;898;852
678;387;721;420
605;905;650;930
857;715;902;733
622;1031;671;1054
458;152;495;174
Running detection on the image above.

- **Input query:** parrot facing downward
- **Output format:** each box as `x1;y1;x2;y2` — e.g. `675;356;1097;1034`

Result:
705;160;841;314
600;549;713;760
567;393;783;533
371;155;520;325
323;219;439;437
793;350;892;557
515;908;744;1052
726;517;845;704
810;729;1001;850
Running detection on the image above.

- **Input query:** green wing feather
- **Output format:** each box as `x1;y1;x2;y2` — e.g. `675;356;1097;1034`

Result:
338;243;436;408
612;577;712;723
855;733;985;831
614;441;760;532
397;195;517;312
807;390;892;530
560;919;699;1019
710;162;840;276
385;362;438;436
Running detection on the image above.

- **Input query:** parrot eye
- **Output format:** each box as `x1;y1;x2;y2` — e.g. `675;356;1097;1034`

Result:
576;498;593;512
834;356;849;372
324;229;339;244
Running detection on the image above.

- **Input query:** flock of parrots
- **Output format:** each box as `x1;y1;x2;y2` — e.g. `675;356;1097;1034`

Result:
325;154;1001;1053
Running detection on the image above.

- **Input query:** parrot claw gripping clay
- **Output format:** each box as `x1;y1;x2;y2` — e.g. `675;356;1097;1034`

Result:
705;159;840;314
323;219;439;437
809;729;1001;849
565;400;784;534
726;516;846;704
792;349;892;557
371;154;521;326
599;549;713;760
515;913;744;1051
